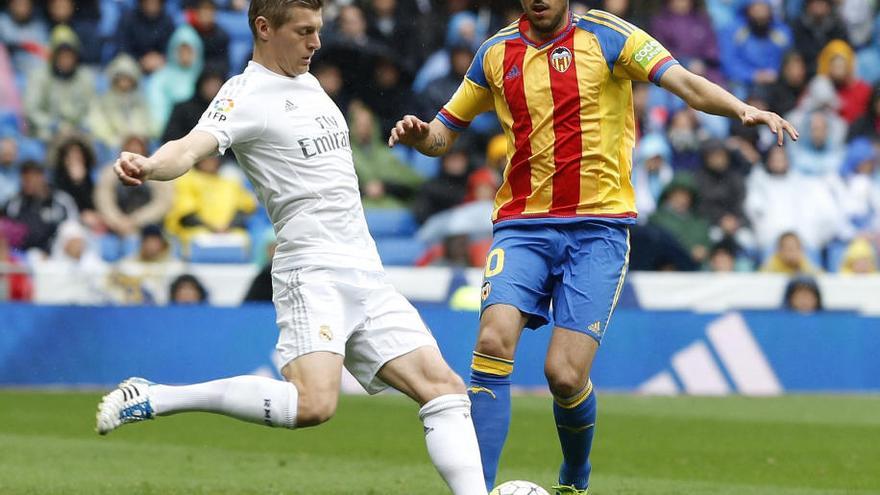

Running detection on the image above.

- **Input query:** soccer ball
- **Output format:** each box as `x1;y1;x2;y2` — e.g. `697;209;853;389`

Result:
490;480;550;495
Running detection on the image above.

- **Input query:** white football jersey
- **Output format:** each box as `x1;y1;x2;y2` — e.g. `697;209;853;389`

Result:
194;61;382;272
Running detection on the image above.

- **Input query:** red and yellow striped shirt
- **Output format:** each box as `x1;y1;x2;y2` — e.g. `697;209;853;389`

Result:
437;10;678;224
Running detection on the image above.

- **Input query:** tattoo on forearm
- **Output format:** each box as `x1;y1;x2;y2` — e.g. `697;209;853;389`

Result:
427;134;446;154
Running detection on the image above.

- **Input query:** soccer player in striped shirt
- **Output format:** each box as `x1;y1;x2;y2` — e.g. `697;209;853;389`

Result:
389;1;798;493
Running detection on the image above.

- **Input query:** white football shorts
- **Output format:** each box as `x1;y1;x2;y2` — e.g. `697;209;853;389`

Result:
272;266;438;394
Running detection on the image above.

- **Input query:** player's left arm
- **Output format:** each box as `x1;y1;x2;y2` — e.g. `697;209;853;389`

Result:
611;23;798;146
658;65;799;146
114;130;219;186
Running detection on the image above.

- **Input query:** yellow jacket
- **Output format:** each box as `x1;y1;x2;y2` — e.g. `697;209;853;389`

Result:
165;170;257;244
760;254;822;276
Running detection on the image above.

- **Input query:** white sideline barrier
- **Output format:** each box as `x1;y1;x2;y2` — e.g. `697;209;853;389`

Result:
18;262;880;312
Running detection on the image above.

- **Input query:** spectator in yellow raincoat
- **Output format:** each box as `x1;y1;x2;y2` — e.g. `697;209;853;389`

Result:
164;155;256;249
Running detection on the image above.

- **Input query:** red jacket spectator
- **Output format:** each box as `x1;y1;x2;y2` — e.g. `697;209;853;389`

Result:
817;40;871;123
0;218;32;301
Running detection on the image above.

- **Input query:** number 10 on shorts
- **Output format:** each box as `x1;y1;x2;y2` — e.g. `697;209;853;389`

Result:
485;248;505;277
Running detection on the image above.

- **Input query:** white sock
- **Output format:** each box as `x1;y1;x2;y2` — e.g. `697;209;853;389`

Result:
149;375;297;429
419;394;487;495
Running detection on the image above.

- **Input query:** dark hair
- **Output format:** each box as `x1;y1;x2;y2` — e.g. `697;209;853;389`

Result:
170;274;208;303
709;239;738;258
783;276;823;311
248;0;322;38
20;159;45;173
54;136;96;171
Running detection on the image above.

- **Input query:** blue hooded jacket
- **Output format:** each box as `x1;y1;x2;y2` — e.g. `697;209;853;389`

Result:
719;0;791;85
147;25;205;133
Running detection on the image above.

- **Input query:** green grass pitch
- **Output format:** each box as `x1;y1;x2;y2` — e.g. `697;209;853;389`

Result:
1;391;879;494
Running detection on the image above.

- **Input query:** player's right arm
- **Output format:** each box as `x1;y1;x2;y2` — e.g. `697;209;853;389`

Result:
113;130;219;186
389;35;497;156
387;116;459;157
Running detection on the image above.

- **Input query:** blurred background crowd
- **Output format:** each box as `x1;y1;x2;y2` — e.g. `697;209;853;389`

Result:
0;0;878;308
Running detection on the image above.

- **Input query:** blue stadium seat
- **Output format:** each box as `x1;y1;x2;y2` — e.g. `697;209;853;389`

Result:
121;235;141;259
215;10;253;75
98;0;124;39
17;137;46;162
0;111;19;135
92;141;118;171
825;239;850;273
189;244;249;264
375;237;426;266
165;0;184;19
216;10;251;40
227;38;253;76
93;73;110;95
365;209;418;238
392;145;439;178
14;72;27;96
99;234;123;262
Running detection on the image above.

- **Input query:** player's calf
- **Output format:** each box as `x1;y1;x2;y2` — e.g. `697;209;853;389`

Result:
379;347;487;494
545;329;601;492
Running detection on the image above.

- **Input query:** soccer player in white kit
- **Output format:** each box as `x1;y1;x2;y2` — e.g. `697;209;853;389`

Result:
95;1;486;493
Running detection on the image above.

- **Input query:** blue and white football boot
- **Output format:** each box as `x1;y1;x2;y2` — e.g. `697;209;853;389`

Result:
96;377;156;435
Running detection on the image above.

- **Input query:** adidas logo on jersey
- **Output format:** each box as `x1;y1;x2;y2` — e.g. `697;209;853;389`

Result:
285;99;298;112
504;65;521;81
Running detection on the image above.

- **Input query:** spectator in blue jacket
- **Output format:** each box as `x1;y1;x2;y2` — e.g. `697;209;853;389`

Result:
719;0;791;88
116;0;176;74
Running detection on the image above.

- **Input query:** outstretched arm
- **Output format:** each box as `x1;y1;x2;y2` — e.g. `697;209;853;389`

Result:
114;130;220;186
387;115;460;157
659;64;799;146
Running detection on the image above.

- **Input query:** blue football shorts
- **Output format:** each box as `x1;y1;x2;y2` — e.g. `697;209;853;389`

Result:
480;220;630;344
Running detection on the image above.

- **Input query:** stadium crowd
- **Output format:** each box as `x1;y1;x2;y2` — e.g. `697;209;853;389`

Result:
0;0;879;305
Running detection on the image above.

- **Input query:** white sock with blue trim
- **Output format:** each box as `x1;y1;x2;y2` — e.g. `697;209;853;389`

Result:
149;375;297;429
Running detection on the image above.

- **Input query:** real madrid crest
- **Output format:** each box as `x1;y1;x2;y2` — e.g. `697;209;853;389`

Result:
550;46;573;73
319;325;333;342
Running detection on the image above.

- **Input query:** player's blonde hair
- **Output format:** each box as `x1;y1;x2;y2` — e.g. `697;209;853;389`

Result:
248;0;323;39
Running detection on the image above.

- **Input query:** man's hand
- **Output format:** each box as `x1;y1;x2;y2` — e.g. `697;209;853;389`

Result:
114;152;153;187
740;106;799;147
388;115;430;148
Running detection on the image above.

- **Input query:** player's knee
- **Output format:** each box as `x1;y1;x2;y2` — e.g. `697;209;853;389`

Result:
295;390;338;427
474;323;517;360
544;363;587;399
